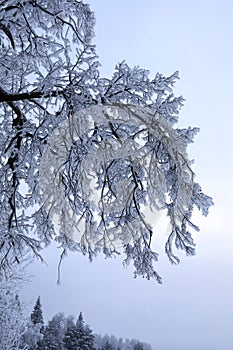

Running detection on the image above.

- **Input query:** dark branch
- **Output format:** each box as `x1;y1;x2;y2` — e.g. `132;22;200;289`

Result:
0;22;15;49
0;88;64;102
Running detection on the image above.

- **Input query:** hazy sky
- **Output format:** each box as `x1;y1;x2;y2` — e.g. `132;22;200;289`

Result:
23;1;233;349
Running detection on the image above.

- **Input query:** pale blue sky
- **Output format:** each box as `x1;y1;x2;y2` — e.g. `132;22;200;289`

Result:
23;1;233;349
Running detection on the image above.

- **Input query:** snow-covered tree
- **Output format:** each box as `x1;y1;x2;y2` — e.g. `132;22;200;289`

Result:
94;334;151;350
0;0;213;282
101;340;114;350
21;296;44;350
76;312;95;350
38;313;67;350
63;317;77;350
0;269;27;350
31;296;44;326
21;321;42;350
63;312;95;350
133;342;144;350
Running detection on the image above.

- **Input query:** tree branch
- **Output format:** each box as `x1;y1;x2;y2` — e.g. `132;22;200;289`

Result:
0;87;64;102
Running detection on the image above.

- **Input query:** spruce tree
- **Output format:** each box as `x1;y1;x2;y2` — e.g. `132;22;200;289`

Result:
63;312;95;350
31;296;44;327
101;340;114;350
63;318;78;350
21;296;44;350
39;313;67;350
133;342;144;350
77;312;95;350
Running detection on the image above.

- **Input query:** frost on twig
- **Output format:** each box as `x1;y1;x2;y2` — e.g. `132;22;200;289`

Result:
0;0;213;282
39;104;213;282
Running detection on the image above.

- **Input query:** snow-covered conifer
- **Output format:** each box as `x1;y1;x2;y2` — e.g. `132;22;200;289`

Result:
101;340;114;350
31;296;44;326
39;313;67;350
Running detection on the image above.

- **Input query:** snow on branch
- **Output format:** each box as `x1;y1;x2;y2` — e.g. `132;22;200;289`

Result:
0;0;213;282
39;104;213;281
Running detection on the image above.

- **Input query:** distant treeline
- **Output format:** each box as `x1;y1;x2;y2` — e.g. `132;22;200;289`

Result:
19;296;153;350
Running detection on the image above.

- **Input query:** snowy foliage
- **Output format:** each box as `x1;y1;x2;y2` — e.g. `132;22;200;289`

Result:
30;296;44;326
0;0;213;281
21;296;44;350
94;334;152;350
0;269;28;350
21;320;43;350
63;312;95;350
20;309;152;350
38;313;67;350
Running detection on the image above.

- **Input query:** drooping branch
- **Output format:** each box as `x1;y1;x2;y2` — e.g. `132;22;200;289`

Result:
0;0;213;281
